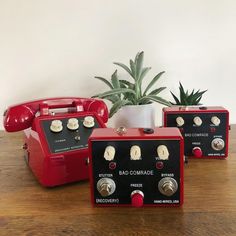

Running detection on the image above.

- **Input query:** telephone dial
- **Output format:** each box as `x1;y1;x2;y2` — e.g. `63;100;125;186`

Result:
3;97;108;187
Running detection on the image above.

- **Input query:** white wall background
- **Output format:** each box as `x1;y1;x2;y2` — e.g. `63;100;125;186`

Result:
0;0;235;129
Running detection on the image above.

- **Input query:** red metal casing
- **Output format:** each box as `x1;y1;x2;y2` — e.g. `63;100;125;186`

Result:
4;97;108;132
3;97;108;187
163;106;229;158
89;127;184;207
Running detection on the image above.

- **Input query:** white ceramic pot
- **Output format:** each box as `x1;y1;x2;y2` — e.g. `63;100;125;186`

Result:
109;103;156;128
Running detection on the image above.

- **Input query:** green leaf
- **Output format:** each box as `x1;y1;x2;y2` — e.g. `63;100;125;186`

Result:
139;67;151;82
170;82;206;105
118;80;136;102
188;90;195;105
148;87;166;95
94;76;113;89
119;80;135;90
179;82;186;104
119;82;127;88
113;62;133;78
195;96;203;105
109;100;132;118
135;84;141;104
192;90;207;102
104;95;120;104
170;91;181;105
135;51;144;80
126;96;136;104
91;94;117;103
182;97;188;105
129;59;136;80
143;71;165;95
138;95;171;106
138;67;151;98
134;51;141;64
111;70;119;89
93;88;136;99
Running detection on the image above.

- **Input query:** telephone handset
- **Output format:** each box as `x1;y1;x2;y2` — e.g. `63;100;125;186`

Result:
4;97;108;132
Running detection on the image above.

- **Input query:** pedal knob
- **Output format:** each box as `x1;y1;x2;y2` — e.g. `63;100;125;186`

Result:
193;116;202;126
192;147;202;157
130;145;141;160
157;145;169;160
67;118;79;130
176;116;185;127
83;116;95;128
50;120;63;132
211;116;221;126
104;146;116;161
131;190;144;207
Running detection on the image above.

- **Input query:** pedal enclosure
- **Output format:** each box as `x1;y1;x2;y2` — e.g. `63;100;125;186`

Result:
24;112;106;187
163;106;229;158
89;127;184;207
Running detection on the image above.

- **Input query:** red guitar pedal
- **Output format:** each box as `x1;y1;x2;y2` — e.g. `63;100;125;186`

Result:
4;97;108;187
89;127;184;207
163;106;229;158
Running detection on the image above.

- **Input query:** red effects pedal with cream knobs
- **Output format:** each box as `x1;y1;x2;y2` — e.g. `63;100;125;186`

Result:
3;97;108;187
89;127;184;207
163;106;229;158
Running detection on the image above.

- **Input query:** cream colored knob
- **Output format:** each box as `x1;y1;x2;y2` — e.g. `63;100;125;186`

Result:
157;145;169;160
67;118;79;130
83;116;95;128
176;116;184;127
50;120;63;132
130;145;141;160
193;116;202;126
211;116;220;126
104;146;116;161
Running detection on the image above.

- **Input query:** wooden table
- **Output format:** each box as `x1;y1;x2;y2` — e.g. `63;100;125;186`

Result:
0;125;235;236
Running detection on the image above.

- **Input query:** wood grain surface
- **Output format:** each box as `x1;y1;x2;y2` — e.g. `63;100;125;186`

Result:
0;125;235;236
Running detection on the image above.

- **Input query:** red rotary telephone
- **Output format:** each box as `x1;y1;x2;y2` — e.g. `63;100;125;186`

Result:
3;97;108;187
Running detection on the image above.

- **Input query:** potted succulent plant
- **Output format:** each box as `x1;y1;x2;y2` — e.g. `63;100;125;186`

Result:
170;82;207;107
92;51;170;128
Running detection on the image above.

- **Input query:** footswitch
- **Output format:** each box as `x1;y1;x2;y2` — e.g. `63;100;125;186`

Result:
89;127;184;207
163;106;229;158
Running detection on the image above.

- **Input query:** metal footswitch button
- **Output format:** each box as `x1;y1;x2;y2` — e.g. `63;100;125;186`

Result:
158;177;178;197
97;178;116;197
211;138;225;151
